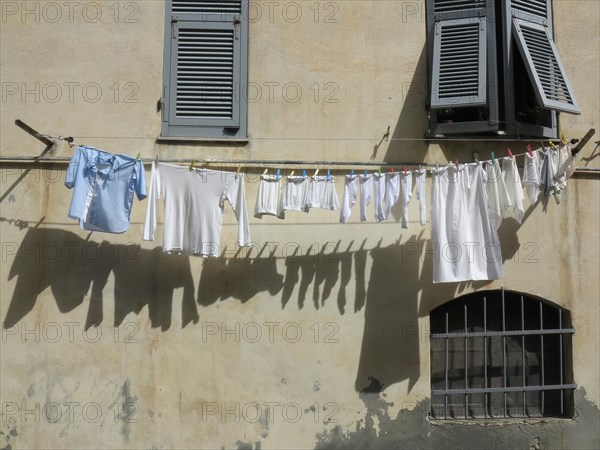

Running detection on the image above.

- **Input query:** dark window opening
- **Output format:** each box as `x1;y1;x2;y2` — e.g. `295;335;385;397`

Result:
430;288;575;419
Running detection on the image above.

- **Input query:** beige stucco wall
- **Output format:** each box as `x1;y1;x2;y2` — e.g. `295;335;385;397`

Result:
1;1;599;449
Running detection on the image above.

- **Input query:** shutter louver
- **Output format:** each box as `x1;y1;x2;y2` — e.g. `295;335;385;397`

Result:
511;0;548;20
433;0;485;14
173;0;242;14
512;19;580;114
430;17;487;108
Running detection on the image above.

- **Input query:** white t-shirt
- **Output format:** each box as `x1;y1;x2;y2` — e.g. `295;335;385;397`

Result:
143;162;251;257
255;175;284;219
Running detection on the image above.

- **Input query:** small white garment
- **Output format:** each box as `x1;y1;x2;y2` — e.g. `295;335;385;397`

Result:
373;173;386;222
548;148;563;204
143;162;251;257
282;175;310;212
384;172;400;220
340;174;358;223
359;174;372;222
254;175;284;219
554;143;575;204
306;176;340;210
522;150;542;205
415;169;427;225
485;160;511;228
400;172;413;228
501;157;525;223
431;164;503;283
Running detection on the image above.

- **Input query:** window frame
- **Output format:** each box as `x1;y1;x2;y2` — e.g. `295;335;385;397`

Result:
161;0;249;138
429;288;576;420
425;0;579;139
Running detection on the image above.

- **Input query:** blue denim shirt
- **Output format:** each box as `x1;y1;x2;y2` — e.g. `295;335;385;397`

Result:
65;146;146;233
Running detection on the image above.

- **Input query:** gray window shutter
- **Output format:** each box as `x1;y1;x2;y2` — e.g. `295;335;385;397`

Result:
430;16;487;108
162;0;248;137
169;20;240;127
512;18;580;114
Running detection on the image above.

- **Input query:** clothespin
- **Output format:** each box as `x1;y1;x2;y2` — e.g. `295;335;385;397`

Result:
263;168;268;176
455;160;459;169
561;132;567;145
403;166;407;175
290;170;295;177
327;168;331;180
276;168;281;180
302;169;307;177
155;155;159;164
363;169;368;177
507;148;514;159
491;151;495;165
135;152;140;162
350;169;355;176
390;167;394;173
527;144;534;157
236;165;241;175
549;140;558;150
378;167;381;175
314;168;319;177
189;159;195;171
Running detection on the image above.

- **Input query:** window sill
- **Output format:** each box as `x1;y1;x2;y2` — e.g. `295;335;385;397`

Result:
156;136;250;145
429;417;574;426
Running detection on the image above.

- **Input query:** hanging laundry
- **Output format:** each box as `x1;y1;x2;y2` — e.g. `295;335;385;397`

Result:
522;149;542;205
143;162;250;257
400;171;412;228
340;174;358;223
540;149;557;212
306;175;340;211
415;169;427;225
501;157;525;223
373;172;386;222
65;145;146;233
254;174;284;219
383;172;400;221
485;159;511;228
554;143;576;204
431;164;503;283
359;174;372;222
282;175;310;212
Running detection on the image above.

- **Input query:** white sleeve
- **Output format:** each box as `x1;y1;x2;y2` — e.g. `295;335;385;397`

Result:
226;174;251;247
401;172;413;228
359;175;372;222
415;170;426;225
142;161;161;241
340;175;357;223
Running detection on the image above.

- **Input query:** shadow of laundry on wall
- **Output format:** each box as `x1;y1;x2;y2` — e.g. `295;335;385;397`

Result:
4;227;197;331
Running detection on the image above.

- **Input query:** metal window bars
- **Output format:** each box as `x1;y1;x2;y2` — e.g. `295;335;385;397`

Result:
430;287;575;419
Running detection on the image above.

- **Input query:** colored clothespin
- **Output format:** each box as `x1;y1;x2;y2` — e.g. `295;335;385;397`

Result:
302;169;307;177
491;151;495;165
561;132;567;145
527;144;534;157
403;166;407;175
276;168;281;180
549;140;558;150
189;159;195;171
507;148;513;159
327;168;331;180
390;167;394;173
378;167;381;175
135;152;140;162
155;155;159;164
363;169;368;177
290;170;295;177
350;169;355;176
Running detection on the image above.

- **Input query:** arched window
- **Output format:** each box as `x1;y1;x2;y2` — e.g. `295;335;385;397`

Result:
430;288;575;419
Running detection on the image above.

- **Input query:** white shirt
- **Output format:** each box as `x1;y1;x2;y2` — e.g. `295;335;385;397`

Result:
143;162;251;257
431;164;503;283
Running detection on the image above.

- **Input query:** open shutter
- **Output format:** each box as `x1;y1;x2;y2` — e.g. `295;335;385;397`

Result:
169;20;240;127
431;16;487;108
512;19;580;114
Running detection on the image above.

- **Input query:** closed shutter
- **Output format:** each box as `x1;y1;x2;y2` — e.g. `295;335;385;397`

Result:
430;16;487;108
162;0;247;136
511;3;580;114
169;21;240;126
